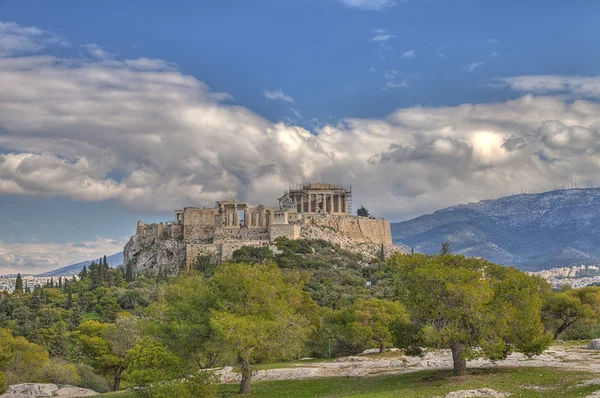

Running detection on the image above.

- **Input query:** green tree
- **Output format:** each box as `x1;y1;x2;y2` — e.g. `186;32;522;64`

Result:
15;274;23;294
351;298;409;353
440;241;451;255
75;316;141;391
0;327;50;384
542;286;600;339
209;263;314;393
231;246;273;264
125;338;217;398
49;322;68;358
357;206;370;217
125;262;134;283
391;253;551;376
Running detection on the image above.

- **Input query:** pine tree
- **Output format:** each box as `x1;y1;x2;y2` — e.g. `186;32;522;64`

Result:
66;289;73;310
15;273;23;293
125;262;134;283
69;303;83;332
79;265;88;279
50;322;68;357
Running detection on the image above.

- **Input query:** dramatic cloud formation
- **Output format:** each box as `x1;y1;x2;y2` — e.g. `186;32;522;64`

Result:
0;238;126;275
263;89;295;102
3;22;600;230
339;0;396;11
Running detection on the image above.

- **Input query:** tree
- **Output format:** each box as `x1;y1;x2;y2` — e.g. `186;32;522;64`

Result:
125;262;134;283
390;253;551;376
351;298;409;353
15;274;23;294
0;327;50;384
542;286;600;339
440;241;451;255
75;316;141;391
209;263;314;393
125;338;217;398
49;322;68;358
231;246;273;264
357;206;370;218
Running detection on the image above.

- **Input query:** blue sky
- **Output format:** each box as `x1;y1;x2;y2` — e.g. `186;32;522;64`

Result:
2;0;600;273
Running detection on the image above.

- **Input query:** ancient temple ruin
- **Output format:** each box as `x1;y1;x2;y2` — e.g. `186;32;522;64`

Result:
125;183;392;272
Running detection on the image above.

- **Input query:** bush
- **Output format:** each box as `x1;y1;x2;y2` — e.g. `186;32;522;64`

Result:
42;358;81;385
0;372;6;394
136;372;218;398
75;363;111;393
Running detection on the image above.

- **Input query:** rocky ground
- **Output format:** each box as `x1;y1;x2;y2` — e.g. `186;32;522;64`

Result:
215;343;600;395
0;383;97;397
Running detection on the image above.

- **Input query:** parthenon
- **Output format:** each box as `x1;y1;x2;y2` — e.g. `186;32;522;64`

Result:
282;182;351;215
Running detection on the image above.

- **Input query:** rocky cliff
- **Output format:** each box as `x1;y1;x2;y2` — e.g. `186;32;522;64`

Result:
123;233;186;276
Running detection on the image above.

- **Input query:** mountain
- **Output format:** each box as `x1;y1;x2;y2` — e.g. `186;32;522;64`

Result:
36;252;124;277
391;188;600;271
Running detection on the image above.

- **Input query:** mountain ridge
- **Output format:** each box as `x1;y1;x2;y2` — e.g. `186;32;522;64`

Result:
391;188;600;271
35;252;124;277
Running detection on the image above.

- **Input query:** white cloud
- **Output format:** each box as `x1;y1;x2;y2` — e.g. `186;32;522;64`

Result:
383;80;411;90
290;108;302;120
263;89;295;103
5;22;600;227
0;237;126;275
488;38;499;44
339;0;396;11
489;52;500;58
501;75;600;97
401;50;416;59
0;21;61;57
384;70;398;79
462;61;485;72
372;34;396;42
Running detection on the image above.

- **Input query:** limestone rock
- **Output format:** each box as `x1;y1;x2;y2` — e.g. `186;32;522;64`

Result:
1;384;98;398
587;339;600;350
444;389;510;398
124;233;186;276
2;384;58;397
54;386;98;396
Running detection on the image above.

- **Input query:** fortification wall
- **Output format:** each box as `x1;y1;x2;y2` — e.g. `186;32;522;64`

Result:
183;207;218;242
136;221;184;240
308;216;392;245
218;227;270;241
269;224;301;241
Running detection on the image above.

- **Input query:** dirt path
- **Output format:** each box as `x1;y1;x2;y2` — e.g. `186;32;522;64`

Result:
214;344;600;383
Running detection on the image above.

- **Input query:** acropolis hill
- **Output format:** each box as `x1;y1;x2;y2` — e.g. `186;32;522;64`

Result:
124;183;395;274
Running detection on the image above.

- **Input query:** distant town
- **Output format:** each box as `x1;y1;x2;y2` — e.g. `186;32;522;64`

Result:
0;275;78;294
530;265;600;288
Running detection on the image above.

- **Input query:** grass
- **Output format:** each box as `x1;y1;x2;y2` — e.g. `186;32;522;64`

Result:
99;367;600;397
82;312;100;322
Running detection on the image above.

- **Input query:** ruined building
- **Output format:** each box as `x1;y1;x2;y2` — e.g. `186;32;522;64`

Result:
124;183;393;274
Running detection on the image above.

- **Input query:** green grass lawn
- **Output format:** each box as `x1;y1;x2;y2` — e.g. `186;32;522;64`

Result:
99;367;600;397
82;312;100;322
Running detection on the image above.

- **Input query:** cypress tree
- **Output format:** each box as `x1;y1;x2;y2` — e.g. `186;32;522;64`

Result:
125;262;134;283
69;303;83;332
50;278;54;288
50;322;68;357
66;288;73;310
15;273;23;293
58;277;62;289
79;265;88;279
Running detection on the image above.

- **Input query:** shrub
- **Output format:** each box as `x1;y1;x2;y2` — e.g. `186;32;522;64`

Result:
137;372;218;398
0;372;7;394
42;358;81;385
75;363;111;393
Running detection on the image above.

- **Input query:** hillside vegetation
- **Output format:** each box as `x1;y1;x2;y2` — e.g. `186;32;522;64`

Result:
1;240;600;397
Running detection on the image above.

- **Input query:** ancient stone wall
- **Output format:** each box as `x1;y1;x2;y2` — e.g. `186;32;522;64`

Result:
269;224;301;242
183;207;217;242
135;221;184;240
308;216;392;245
217;227;270;241
185;243;219;269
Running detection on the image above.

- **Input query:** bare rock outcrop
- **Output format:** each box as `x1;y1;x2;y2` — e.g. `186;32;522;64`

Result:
0;384;97;397
587;339;600;350
124;234;186;276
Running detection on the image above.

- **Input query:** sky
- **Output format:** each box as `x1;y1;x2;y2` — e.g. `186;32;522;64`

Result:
2;0;600;274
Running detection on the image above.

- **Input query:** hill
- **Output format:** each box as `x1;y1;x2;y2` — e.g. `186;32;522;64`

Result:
35;252;124;277
391;188;600;271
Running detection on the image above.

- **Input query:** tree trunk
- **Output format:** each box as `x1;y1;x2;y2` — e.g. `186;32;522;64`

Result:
554;320;576;340
113;373;121;392
379;343;385;353
238;356;252;394
450;343;467;376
